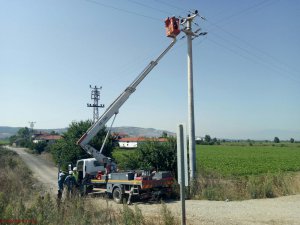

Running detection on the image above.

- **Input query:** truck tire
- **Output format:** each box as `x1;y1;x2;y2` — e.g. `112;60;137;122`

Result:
113;187;123;204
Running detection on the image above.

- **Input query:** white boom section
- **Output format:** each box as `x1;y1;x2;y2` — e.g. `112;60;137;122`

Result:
77;38;177;163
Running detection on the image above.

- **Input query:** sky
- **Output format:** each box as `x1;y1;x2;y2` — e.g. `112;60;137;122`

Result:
0;0;299;140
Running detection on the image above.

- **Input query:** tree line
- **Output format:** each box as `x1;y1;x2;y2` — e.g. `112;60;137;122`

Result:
9;122;298;174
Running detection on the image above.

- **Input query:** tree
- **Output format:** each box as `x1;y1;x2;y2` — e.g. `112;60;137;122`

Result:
9;135;17;145
274;137;280;143
50;120;114;169
33;141;48;154
50;130;59;135
17;127;31;138
9;127;32;147
290;138;295;143
204;135;211;143
114;138;177;174
161;131;168;138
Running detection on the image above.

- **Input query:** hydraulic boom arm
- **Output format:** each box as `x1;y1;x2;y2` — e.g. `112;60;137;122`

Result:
77;37;177;163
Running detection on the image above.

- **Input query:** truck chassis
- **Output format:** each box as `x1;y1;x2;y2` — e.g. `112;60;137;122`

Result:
86;171;174;204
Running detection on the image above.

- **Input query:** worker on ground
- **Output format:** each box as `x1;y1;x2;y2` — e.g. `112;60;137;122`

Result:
64;171;77;198
72;167;78;182
150;168;157;178
57;170;65;200
81;173;92;195
111;160;117;173
105;161;111;175
105;161;111;183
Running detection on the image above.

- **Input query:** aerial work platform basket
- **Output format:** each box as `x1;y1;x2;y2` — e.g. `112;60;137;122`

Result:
165;17;180;37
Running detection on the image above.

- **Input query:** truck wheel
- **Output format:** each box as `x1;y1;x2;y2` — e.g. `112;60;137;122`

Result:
113;187;123;204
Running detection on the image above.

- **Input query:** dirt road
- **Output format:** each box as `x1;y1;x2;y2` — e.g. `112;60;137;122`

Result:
6;146;57;193
7;146;300;225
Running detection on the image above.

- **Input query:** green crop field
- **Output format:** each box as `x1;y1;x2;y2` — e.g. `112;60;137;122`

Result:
113;143;300;199
113;143;300;177
196;144;300;177
0;139;9;145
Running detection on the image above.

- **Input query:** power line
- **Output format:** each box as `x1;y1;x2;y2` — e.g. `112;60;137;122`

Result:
207;37;300;84
126;0;172;16
83;0;161;22
81;1;188;81
202;25;300;83
80;0;173;81
188;0;300;83
212;0;276;25
153;0;187;14
81;0;298;83
206;20;299;77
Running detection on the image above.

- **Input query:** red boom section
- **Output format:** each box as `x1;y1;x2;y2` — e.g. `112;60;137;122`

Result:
135;177;174;189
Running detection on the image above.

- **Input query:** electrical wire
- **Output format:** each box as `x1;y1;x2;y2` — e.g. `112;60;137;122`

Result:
125;0;172;16
212;0;276;25
153;0;187;15
207;37;300;83
210;30;291;74
80;0;173;81
189;0;300;83
80;0;191;82
205;20;300;77
83;0;162;22
81;0;299;83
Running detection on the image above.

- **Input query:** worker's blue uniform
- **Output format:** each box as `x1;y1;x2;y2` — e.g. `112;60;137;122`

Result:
64;174;77;197
58;172;65;191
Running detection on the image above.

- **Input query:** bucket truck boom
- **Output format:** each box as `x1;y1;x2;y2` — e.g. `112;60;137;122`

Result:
77;37;178;163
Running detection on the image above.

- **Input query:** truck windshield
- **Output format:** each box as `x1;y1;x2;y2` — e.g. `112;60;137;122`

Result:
77;161;83;171
93;160;103;167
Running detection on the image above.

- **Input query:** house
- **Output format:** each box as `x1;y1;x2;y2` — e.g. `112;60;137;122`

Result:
118;137;168;149
33;134;62;144
112;132;128;140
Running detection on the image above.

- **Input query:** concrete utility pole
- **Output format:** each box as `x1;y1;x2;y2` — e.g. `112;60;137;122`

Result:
181;10;207;180
87;85;104;123
177;124;186;225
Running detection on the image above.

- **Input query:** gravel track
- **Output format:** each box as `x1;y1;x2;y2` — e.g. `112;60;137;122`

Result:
7;146;300;225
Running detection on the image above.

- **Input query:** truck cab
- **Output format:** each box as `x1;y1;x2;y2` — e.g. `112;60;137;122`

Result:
76;158;105;182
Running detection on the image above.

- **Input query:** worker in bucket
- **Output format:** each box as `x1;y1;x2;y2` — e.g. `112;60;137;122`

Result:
64;171;77;198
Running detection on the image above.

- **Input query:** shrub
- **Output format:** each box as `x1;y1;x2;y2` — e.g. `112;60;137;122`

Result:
113;138;177;174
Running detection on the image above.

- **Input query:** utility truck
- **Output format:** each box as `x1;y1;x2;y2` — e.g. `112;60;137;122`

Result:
75;17;181;204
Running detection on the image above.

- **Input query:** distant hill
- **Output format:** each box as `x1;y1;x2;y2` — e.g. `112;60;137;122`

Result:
0;126;67;139
0;126;21;139
0;126;174;139
111;126;175;137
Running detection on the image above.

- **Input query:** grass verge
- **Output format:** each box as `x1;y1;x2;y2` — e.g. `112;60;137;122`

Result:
190;169;300;201
0;146;178;225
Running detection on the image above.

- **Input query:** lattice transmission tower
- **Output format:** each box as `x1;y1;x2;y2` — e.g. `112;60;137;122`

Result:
28;121;36;132
87;85;104;123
